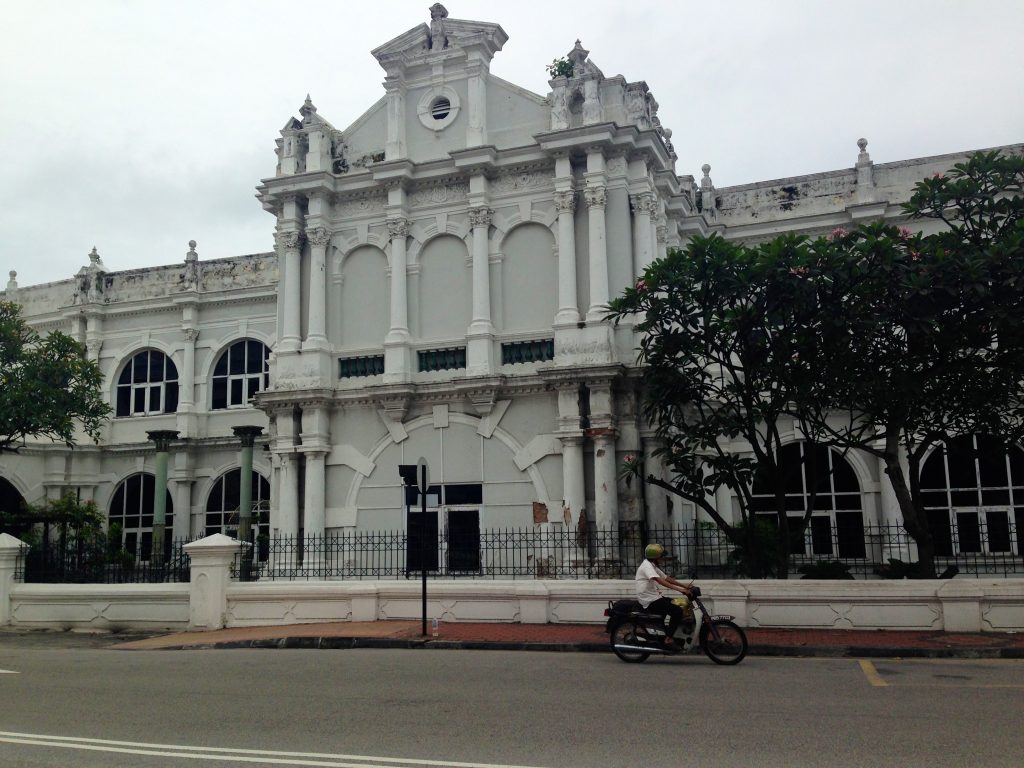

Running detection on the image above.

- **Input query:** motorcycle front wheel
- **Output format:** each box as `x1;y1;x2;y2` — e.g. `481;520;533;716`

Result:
610;621;651;663
700;619;748;665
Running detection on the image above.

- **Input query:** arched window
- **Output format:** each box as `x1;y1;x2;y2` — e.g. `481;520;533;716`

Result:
116;351;179;417
205;469;271;559
920;435;1023;556
751;442;865;558
211;340;269;410
108;473;174;560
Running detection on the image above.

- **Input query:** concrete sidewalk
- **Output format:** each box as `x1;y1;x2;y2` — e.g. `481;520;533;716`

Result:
106;622;1024;658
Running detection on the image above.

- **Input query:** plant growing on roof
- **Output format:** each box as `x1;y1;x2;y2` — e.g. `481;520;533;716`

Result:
545;57;574;79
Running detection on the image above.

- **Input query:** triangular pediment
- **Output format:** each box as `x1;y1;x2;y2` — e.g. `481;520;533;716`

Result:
371;24;430;60
371;7;506;68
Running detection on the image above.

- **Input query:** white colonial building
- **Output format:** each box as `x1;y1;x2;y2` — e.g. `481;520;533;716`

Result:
2;5;1022;568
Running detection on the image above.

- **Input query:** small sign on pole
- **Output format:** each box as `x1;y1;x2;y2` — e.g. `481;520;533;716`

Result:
417;457;429;495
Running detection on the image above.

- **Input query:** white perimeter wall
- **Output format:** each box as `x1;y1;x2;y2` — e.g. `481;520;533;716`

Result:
5;579;1022;633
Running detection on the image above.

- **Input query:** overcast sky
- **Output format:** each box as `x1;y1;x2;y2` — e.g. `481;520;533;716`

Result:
1;0;1021;289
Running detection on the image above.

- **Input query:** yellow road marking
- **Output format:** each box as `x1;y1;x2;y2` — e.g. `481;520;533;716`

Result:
859;659;888;687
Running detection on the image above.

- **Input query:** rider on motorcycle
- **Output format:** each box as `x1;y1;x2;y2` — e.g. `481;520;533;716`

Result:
636;543;692;648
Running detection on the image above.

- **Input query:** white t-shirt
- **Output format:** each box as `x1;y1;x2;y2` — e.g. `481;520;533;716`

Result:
635;559;667;608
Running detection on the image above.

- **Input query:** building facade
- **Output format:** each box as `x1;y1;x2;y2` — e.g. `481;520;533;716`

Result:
2;5;1022;565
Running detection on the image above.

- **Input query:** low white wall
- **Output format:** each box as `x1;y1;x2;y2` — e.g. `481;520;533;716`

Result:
3;529;1022;634
221;578;1024;633
8;583;190;631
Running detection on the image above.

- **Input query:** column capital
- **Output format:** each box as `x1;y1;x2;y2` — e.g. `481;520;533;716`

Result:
584;186;607;208
232;425;264;448
277;230;304;251
553;190;576;213
146;430;180;452
629;192;656;216
307;227;332;247
387;217;410;238
468;207;493;228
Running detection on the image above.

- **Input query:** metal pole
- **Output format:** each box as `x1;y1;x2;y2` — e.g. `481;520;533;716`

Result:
421;484;427;637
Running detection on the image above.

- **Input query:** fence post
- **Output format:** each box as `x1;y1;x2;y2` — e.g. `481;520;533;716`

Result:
0;533;28;627
183;534;245;631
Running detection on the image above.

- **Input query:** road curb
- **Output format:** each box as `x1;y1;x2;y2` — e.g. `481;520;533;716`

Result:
128;636;1024;658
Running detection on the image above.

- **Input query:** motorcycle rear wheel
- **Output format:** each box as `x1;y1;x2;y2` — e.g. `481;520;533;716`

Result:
700;619;748;665
610;621;651;663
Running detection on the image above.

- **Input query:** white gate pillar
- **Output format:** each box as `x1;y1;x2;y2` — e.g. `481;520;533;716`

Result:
184;534;244;631
0;533;28;627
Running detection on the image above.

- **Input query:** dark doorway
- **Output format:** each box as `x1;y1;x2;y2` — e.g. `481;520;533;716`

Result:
447;509;480;572
407;509;439;573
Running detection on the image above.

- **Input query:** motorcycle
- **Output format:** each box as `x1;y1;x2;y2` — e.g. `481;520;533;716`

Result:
604;585;748;665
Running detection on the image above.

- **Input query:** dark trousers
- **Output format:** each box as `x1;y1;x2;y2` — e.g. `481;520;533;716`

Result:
647;596;684;638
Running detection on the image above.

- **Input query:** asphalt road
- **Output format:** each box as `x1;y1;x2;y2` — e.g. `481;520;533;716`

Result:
0;641;1022;768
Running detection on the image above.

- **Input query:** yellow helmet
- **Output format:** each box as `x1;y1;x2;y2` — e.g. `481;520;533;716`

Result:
645;543;665;560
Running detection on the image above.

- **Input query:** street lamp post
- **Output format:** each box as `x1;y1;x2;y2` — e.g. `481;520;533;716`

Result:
146;429;179;564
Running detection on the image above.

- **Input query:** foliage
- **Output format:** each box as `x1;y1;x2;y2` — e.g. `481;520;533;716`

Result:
0;301;111;452
793;151;1024;574
545;56;575;78
608;233;832;577
609;150;1024;578
798;560;855;580
873;558;935;580
728;519;785;578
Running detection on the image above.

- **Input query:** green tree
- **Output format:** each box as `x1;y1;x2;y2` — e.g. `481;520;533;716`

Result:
793;151;1024;575
0;300;111;453
610;150;1024;577
608;234;832;577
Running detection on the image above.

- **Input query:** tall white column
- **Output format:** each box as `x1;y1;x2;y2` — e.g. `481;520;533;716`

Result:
303;452;326;538
585;185;609;321
278;453;300;538
630;192;655;274
467;206;495;374
386;218;410;338
556;382;586;523
304;227;330;349
554;190;579;325
280;231;303;351
593;432;619;560
172;479;193;540
562;436;586;523
384;218;411;382
468;207;494;330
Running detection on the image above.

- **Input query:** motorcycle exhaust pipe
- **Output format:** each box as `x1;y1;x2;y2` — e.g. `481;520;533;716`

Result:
613;643;670;655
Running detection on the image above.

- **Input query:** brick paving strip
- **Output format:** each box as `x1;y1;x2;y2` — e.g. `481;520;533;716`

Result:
105;623;1024;658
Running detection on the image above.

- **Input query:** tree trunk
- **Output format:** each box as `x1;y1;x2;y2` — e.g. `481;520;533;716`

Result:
882;438;936;577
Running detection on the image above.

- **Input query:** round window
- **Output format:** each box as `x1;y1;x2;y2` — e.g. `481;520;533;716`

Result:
431;97;451;121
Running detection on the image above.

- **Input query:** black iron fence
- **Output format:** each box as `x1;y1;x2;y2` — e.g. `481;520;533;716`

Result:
14;537;195;584
9;522;1021;583
234;523;1023;581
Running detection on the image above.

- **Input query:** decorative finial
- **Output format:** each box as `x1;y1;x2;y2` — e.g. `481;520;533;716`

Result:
186;240;198;262
300;94;316;118
6;270;16;289
856;137;871;166
568;39;589;68
89;246;100;265
702;163;711;177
